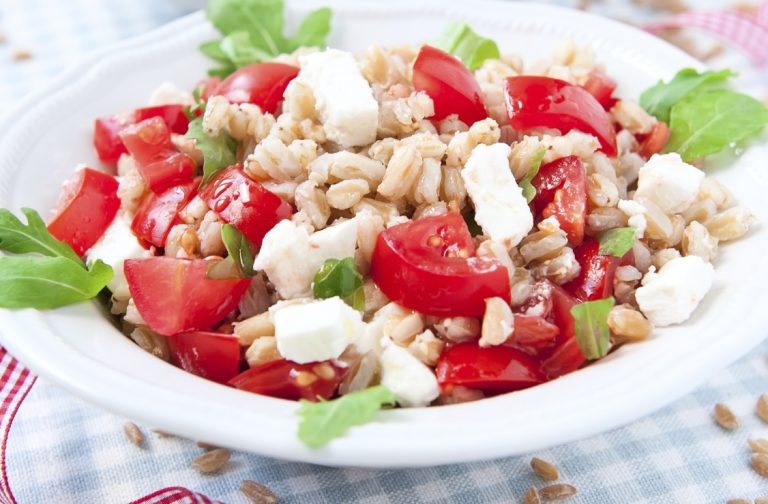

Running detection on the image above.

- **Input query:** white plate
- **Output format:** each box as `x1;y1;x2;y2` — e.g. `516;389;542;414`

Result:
0;0;766;468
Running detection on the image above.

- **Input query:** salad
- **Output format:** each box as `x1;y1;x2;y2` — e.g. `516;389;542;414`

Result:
1;0;766;448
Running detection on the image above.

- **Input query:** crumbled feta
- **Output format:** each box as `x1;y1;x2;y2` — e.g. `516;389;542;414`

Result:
462;143;533;249
633;153;704;214
253;218;358;299
86;215;151;301
273;297;363;364
297;49;378;147
635;255;714;327
379;338;440;407
148;82;194;106
618;199;648;238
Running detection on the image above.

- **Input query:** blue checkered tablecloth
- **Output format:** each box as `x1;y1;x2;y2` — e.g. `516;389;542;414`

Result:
2;1;768;502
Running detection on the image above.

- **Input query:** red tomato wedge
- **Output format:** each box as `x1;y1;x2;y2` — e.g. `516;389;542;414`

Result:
563;239;633;301
167;331;241;384
638;121;671;160
531;156;587;246
228;359;345;401
541;283;586;378
199;166;293;247
412;45;488;125
93;105;189;165
581;70;618;111
509;315;560;355
504;76;617;157
47;168;120;256
436;343;546;393
214;62;299;114
370;213;510;317
119;117;195;193
125;257;250;336
131;178;197;248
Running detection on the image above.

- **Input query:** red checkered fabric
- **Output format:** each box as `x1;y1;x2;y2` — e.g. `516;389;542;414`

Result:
0;349;35;504
128;486;221;504
645;1;768;66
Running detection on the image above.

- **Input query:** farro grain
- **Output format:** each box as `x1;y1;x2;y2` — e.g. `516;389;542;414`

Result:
524;486;542;504
407;329;445;366
378;145;422;201
241;480;278;504
714;403;740;430
123;422;145;448
433;317;481;343
151;429;174;438
198;211;226;257
587;173;620;208
587;207;629;234
283;79;316;121
652;248;681;270
387;312;425;344
610;100;656;134
682;221;718;262
705;206;755;242
539;483;577;500
682;199;717;224
530;247;581;285
320;151;387;189
607;305;652;343
756;394;768;423
726;500;751;504
756;497;768;504
753;453;768;479
480;297;514;347
636;197;673;241
192;448;231;474
338;350;379;395
245;336;281;368
294;180;331;230
11;49;32;61
440;165;467;209
531;457;560;481
129;327;171;361
520;228;569;264
326;179;370;210
749;438;768;455
615;266;642;282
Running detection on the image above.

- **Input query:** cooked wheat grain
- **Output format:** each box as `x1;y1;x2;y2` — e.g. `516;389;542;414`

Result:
531;457;560;481
123;422;145;448
192;448;231;474
241;480;278;504
539;483;577;500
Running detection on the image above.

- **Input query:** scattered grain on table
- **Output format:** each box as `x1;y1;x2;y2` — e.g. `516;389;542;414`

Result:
755;497;768;504
531;457;560;481
10;49;32;62
726;499;751;504
751;453;768;479
241;480;278;504
197;441;220;451
151;428;175;438
524;486;542;504
0;32;6;45
123;421;145;448
192;448;231;474
756;393;768;423
749;438;768;455
714;403;740;430
539;483;577;501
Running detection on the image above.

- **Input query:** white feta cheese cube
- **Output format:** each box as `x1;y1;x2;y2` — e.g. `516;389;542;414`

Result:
379;338;440;408
297;49;379;147
634;153;704;214
635;255;714;327
253;218;358;299
86;215;152;301
274;297;363;364
148;82;194;106
462;143;533;249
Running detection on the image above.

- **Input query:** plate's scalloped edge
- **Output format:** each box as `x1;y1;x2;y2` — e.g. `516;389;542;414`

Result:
0;0;699;205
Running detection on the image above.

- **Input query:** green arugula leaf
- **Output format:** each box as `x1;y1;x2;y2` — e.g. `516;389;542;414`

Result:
185;116;238;187
313;257;364;311
598;227;636;257
287;7;332;49
202;0;332;77
640;68;735;123
433;22;500;70
665;89;768;162
0;208;82;264
297;385;395;448
221;224;255;277
0;256;112;309
520;148;547;203
571;297;615;360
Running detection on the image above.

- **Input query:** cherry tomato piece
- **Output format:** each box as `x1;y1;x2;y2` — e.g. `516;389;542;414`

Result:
228;359;345;401
47;168;120;256
563;239;632;301
436;343;546;393
167;331;241;384
125;257;250;336
541;283;586;378
199;165;292;247
504;76;617;156
214;62;299;114
131;178;197;248
370;213;510;317
509;315;560;355
581;70;618;111
93;105;188;165
119;117;195;193
638;122;671;160
531;156;587;246
412;45;488;125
